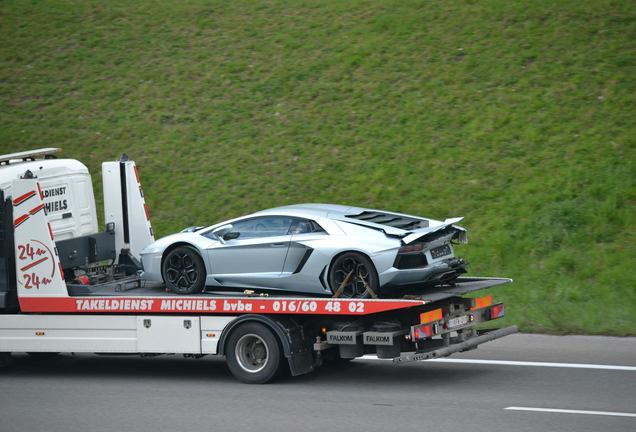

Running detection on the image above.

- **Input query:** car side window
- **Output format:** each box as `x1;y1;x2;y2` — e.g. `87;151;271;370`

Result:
288;218;327;235
231;216;293;239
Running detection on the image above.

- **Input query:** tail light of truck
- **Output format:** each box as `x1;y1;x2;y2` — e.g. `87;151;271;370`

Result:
412;323;438;340
488;304;505;320
471;294;493;311
420;308;443;324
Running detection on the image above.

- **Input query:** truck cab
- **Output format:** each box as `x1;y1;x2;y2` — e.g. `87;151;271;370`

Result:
0;148;98;240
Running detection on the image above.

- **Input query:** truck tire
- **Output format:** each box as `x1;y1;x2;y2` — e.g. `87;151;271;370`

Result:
225;322;282;384
162;246;206;294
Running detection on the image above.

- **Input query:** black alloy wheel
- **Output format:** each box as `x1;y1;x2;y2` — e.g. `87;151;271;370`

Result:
328;252;379;299
162;246;206;294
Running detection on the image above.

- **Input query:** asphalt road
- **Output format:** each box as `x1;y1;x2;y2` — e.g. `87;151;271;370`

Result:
1;334;634;432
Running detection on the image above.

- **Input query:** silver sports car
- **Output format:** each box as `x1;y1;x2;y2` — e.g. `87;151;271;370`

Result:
140;204;468;298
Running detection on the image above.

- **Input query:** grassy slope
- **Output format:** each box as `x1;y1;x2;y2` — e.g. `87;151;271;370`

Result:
1;0;634;334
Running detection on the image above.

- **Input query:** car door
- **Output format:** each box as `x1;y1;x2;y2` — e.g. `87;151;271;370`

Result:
205;216;293;288
282;218;329;274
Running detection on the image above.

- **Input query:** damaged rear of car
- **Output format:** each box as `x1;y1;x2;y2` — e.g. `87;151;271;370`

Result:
334;209;468;291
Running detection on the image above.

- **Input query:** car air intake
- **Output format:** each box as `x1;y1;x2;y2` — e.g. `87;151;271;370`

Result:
394;253;428;269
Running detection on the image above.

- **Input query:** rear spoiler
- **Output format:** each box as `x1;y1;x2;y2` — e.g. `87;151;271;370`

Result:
401;217;467;245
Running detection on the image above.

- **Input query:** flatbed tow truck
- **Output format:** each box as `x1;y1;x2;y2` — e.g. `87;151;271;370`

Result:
0;149;517;383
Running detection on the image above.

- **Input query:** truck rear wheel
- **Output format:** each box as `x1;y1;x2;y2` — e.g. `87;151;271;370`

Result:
225;322;282;384
162;246;206;294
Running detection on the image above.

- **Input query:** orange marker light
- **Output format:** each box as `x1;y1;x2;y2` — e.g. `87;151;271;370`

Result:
420;308;443;324
471;295;493;311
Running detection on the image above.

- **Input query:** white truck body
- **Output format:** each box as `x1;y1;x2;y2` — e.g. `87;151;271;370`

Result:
0;314;234;354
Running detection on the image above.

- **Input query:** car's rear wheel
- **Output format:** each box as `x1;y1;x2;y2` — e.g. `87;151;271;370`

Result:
162;246;206;294
328;252;379;299
225;322;283;384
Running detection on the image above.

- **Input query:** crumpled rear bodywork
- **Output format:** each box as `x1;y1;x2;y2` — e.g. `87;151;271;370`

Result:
400;218;467;245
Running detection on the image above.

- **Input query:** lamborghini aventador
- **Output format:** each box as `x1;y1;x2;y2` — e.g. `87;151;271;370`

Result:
140;204;468;298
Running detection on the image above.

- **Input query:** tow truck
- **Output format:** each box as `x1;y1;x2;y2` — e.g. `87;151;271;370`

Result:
0;149;517;383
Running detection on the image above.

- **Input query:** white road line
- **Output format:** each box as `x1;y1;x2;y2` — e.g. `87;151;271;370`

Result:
357;356;636;371
505;407;636;418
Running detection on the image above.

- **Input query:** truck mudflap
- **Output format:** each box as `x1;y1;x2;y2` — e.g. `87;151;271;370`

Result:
393;325;519;363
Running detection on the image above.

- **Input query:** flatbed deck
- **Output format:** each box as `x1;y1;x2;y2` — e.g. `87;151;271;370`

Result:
67;276;511;300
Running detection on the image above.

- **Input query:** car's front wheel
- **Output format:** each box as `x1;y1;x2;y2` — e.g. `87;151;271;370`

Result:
161;246;206;294
328;252;379;299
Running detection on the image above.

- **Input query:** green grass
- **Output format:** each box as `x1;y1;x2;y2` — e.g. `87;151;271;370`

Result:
1;0;634;334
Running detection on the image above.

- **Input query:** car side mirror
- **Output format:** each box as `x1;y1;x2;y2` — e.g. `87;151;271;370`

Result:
212;224;239;243
223;231;240;241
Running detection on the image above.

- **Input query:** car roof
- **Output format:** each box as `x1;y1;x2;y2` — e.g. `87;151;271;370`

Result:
251;203;445;233
201;203;455;237
252;203;357;218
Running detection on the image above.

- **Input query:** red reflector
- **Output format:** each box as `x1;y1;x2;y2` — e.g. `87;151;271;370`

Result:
489;304;505;319
48;223;55;241
134;165;140;184
144;203;150;221
413;323;434;340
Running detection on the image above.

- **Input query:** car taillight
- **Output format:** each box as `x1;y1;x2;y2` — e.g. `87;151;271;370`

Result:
398;243;423;253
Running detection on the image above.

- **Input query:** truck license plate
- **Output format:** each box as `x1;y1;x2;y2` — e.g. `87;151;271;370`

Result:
447;315;469;329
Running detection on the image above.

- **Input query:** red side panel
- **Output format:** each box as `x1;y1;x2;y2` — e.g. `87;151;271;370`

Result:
18;296;428;316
